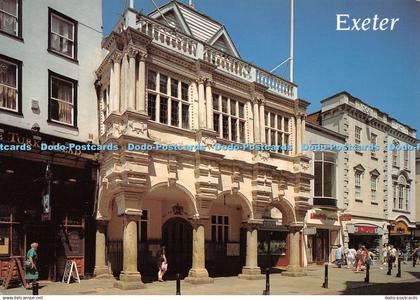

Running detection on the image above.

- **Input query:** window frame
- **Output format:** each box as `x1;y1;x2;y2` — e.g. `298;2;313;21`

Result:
355;126;362;144
213;93;246;143
314;151;337;199
146;69;190;130
0;0;22;40
48;70;78;128
137;209;149;243
354;171;362;200
211;215;229;244
370;175;377;203
0;53;22;115
265;110;290;155
48;7;78;61
370;133;377;159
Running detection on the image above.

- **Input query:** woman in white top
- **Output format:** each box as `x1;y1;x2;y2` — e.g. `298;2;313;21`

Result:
347;248;357;269
382;244;388;265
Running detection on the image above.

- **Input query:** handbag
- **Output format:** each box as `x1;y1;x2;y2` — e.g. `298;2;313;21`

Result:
24;260;31;268
161;262;168;271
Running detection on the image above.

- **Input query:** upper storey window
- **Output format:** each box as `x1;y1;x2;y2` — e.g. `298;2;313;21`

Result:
0;0;21;38
213;94;246;143
0;55;21;113
48;71;77;126
49;8;77;60
265;111;290;155
147;70;190;129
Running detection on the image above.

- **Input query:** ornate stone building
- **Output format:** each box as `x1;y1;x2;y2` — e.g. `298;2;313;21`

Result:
94;1;312;289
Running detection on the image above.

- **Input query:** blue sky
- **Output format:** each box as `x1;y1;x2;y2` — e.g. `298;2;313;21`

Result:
103;0;420;135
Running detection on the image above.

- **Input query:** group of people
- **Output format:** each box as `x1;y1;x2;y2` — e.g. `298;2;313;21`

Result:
23;242;170;288
334;244;378;272
333;243;420;273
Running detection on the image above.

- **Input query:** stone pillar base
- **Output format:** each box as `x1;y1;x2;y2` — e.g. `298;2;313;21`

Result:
184;268;214;284
113;271;145;290
281;265;307;277
238;267;264;280
94;266;113;279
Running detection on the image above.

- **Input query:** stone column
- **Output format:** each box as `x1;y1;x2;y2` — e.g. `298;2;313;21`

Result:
198;78;207;129
127;49;137;111
94;221;112;278
205;80;213;130
253;100;260;143
185;222;213;284
114;215;144;289
137;53;147;112
301;116;306;149
109;52;121;113
282;225;306;277
259;100;266;144
239;225;263;279
296;114;302;154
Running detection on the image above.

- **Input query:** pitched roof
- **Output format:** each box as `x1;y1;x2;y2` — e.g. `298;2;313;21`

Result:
148;0;240;57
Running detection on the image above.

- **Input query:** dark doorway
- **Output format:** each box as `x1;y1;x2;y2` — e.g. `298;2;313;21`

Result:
25;224;56;280
312;229;329;263
162;217;192;279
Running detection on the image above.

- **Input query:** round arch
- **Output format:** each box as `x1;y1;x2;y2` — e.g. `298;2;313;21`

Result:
145;180;199;217
214;190;254;220
270;197;297;225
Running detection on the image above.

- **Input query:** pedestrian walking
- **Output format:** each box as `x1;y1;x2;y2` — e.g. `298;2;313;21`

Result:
354;245;368;272
157;246;168;282
401;246;408;264
24;242;39;289
334;244;344;268
382;244;388;265
347;247;356;269
412;246;420;266
391;246;398;267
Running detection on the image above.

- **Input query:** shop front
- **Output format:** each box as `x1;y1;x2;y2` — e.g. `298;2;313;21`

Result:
304;209;341;264
0;124;97;282
256;220;290;269
346;223;385;259
388;219;415;252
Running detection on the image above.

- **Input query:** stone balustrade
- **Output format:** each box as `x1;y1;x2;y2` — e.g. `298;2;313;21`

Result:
135;14;297;100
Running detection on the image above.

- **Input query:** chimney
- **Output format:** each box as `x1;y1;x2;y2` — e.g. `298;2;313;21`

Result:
129;0;135;9
189;0;195;9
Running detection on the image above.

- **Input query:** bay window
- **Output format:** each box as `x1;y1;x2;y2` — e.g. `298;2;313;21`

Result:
314;151;336;198
147;70;190;129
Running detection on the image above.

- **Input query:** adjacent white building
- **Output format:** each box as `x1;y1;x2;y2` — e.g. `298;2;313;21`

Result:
0;0;102;281
309;92;417;257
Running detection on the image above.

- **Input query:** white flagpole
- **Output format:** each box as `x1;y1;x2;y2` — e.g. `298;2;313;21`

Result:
290;0;294;83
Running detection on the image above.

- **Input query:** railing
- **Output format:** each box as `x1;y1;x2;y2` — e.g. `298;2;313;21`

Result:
137;15;198;59
135;14;297;100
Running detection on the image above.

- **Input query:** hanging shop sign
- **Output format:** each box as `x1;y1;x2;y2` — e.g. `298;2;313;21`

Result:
308;210;338;222
339;213;352;221
303;227;317;235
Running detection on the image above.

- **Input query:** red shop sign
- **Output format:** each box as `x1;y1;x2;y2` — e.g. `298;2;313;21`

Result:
355;226;377;234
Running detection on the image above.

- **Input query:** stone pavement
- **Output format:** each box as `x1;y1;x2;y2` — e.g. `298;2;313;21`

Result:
1;263;419;295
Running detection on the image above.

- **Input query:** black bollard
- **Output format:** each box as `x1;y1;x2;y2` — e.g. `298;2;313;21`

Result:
413;255;416;268
322;263;328;288
176;273;181;295
396;257;401;278
364;261;370;283
264;267;270;295
32;282;39;295
386;258;392;275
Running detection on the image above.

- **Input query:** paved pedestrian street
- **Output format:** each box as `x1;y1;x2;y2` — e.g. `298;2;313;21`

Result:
1;264;419;295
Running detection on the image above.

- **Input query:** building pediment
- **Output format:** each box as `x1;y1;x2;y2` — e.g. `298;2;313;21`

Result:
353;164;365;173
148;0;240;58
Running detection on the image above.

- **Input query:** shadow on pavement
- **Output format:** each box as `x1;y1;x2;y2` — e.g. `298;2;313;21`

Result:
407;271;420;279
340;281;420;295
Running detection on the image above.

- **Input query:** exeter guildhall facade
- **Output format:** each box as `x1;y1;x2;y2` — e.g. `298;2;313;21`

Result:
93;1;312;288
